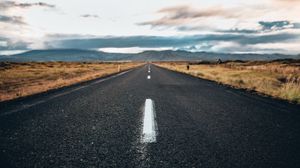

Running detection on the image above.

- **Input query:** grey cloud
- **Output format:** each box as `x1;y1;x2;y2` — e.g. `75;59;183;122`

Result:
15;2;55;8
80;14;100;18
2;32;298;53
138;4;300;34
0;36;29;50
293;23;300;28
46;33;96;40
218;21;300;34
259;21;292;31
5;41;29;50
0;1;55;10
177;26;210;32
44;32;299;49
220;29;258;34
177;20;300;34
0;1;55;26
0;36;8;41
138;5;237;27
211;44;287;54
0;15;26;24
237;33;298;45
179;26;259;34
45;36;196;49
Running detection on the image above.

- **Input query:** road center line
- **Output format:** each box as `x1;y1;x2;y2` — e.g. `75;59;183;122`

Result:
147;75;151;79
142;99;157;143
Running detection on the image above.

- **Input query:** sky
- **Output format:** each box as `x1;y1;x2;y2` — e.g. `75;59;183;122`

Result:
0;0;300;54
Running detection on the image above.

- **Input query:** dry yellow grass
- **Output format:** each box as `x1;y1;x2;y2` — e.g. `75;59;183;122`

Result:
156;60;300;104
0;62;142;102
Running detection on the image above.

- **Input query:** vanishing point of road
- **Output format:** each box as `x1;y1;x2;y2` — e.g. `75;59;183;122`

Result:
0;64;299;167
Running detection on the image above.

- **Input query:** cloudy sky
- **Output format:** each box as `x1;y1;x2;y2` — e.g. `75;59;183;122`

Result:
0;0;300;54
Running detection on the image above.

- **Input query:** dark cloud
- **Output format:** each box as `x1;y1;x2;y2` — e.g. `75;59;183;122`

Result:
4;41;29;50
0;1;55;10
80;14;100;18
259;21;292;31
220;29;258;34
45;36;197;49
0;1;55;27
178;20;300;33
44;32;299;49
216;21;300;34
237;33;298;45
0;15;25;24
0;36;8;41
0;36;29;50
2;32;298;54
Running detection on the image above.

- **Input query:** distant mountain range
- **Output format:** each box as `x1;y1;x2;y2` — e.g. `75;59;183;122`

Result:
0;49;299;62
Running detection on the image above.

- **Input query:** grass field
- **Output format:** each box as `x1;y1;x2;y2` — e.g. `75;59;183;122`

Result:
0;62;142;102
156;60;300;104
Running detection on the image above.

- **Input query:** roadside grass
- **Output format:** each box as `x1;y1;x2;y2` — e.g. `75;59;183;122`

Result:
156;60;300;104
0;62;142;102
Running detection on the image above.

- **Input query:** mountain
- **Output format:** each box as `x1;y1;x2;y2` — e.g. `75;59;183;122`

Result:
0;49;299;62
0;49;134;62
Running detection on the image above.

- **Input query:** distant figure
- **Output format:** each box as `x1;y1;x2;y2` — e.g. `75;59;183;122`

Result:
217;58;223;64
186;64;190;70
118;65;121;72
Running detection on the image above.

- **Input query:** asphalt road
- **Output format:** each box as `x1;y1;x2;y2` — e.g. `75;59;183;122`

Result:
0;64;299;168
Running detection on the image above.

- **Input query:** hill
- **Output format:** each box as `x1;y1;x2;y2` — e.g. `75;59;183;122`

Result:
0;49;299;62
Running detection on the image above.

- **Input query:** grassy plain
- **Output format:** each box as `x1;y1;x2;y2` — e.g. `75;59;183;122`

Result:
156;60;300;104
0;62;142;101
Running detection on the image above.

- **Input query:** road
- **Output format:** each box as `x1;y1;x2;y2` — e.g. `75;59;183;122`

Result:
0;64;299;168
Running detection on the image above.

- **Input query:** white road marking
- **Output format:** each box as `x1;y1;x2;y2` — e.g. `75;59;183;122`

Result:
142;99;157;143
147;75;151;79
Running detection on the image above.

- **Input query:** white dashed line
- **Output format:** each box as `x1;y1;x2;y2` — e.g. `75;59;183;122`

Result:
141;99;157;143
147;75;151;79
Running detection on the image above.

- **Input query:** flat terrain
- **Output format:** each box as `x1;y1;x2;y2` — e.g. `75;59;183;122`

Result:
0;64;299;168
0;62;142;102
156;60;300;103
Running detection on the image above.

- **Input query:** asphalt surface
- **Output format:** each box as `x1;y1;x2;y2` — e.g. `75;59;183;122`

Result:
0;64;299;168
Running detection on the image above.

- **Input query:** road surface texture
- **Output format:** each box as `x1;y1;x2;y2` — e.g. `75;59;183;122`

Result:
0;64;299;168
